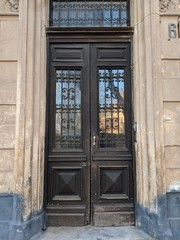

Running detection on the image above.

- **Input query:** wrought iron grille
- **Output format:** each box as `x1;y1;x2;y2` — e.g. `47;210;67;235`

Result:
99;68;126;148
55;69;82;149
50;0;130;27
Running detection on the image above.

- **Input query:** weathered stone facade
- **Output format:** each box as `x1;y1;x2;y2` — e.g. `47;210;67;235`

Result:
161;1;180;238
0;0;46;239
0;0;18;193
0;0;179;239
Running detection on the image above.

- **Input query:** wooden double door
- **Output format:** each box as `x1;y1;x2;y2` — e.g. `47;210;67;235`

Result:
46;42;134;226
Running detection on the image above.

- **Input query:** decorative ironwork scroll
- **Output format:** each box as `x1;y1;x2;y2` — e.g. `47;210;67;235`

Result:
55;69;82;149
5;0;19;12
99;68;125;148
50;0;129;27
159;0;174;12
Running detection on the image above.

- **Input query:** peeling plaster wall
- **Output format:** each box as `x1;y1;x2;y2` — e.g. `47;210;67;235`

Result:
160;1;180;191
13;0;47;221
133;1;180;239
0;1;47;239
133;0;163;210
161;3;180;239
0;1;18;193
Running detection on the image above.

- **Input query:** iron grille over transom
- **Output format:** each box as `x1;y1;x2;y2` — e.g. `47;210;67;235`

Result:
50;0;130;27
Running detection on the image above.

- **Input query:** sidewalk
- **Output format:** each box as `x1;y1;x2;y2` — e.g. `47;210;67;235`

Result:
31;226;152;240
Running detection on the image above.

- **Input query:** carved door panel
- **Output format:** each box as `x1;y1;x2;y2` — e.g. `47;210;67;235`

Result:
46;42;134;226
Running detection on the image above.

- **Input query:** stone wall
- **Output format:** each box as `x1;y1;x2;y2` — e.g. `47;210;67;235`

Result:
133;1;180;239
160;0;180;191
0;1;19;239
160;1;180;239
0;1;46;239
0;1;18;193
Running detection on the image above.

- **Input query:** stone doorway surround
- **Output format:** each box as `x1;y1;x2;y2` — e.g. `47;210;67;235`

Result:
1;0;178;239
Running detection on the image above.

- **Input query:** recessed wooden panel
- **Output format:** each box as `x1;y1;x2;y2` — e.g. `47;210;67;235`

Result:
53;168;81;201
93;211;134;227
47;205;87;226
52;47;84;61
47;213;85;226
97;48;127;61
99;166;129;199
93;203;134;226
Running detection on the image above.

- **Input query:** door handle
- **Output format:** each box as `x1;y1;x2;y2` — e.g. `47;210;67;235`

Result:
133;121;137;142
92;135;99;147
93;135;96;146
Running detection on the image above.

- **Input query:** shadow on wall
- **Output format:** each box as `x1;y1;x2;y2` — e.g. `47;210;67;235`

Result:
0;194;45;240
136;182;180;240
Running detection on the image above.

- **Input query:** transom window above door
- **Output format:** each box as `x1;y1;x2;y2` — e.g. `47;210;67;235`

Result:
50;0;130;27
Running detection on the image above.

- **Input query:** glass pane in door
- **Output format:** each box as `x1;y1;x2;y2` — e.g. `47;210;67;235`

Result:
55;69;82;149
99;68;125;148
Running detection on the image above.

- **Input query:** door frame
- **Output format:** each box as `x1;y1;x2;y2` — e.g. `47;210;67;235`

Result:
44;29;136;226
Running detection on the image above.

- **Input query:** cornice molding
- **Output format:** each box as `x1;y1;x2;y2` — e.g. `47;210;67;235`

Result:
159;0;174;12
5;0;19;12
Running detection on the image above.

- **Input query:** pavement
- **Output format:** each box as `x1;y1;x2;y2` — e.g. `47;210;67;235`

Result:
31;226;152;240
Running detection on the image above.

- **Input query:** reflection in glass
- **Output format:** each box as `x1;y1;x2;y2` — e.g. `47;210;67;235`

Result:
50;1;129;27
99;68;125;148
55;69;81;148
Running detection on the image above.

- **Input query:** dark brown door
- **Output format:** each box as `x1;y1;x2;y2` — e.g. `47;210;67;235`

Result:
46;42;134;226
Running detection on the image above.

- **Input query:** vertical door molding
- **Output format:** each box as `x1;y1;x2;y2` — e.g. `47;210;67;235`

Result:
14;0;47;220
133;0;165;213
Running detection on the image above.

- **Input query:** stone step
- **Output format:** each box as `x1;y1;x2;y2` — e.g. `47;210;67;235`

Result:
31;226;152;240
